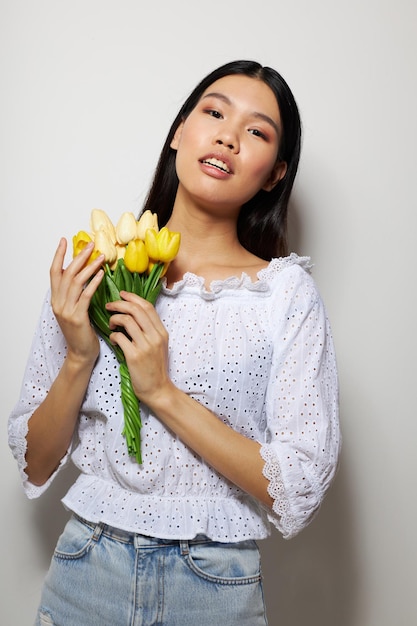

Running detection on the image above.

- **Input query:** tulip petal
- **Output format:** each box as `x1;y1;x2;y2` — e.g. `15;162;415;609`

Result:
95;228;117;264
137;210;159;240
72;230;92;257
124;239;149;274
144;229;159;260
116;212;138;245
90;209;117;243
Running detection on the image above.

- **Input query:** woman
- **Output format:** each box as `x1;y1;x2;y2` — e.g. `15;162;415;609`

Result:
9;60;340;625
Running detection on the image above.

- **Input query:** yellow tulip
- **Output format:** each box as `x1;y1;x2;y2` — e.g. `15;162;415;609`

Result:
145;227;181;263
136;210;159;240
109;243;127;270
90;209;117;243
124;239;149;274
72;230;101;263
73;230;92;256
94;228;117;264
116;212;137;245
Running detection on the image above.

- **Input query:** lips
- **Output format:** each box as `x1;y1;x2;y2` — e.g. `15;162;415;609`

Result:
200;153;233;175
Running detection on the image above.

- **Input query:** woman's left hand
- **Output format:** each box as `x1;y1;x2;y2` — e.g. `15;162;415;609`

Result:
105;292;172;407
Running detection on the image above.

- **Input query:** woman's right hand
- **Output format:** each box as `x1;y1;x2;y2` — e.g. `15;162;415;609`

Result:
50;238;105;365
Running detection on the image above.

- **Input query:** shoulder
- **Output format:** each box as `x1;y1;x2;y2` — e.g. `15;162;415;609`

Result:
260;254;316;294
262;255;327;322
259;253;313;279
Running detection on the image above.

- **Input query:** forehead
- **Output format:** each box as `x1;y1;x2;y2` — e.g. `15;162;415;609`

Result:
200;74;280;120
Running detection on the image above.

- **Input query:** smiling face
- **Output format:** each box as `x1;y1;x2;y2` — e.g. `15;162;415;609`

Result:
170;74;287;218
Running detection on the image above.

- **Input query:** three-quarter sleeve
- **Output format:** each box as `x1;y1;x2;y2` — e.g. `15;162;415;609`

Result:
7;292;72;498
260;268;340;538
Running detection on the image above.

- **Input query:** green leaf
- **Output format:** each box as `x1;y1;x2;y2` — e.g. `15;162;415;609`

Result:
143;263;164;300
132;272;143;298
113;258;125;292
146;282;163;306
120;261;133;292
105;273;121;302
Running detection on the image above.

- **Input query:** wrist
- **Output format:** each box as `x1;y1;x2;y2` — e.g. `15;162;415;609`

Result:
65;350;98;375
142;380;182;420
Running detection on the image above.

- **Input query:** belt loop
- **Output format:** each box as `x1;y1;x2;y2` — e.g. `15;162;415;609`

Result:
180;540;189;556
92;522;104;542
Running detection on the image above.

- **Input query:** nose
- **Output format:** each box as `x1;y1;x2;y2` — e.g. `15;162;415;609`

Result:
216;138;236;151
214;126;239;153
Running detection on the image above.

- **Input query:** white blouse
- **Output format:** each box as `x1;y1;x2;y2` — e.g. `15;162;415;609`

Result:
8;254;340;541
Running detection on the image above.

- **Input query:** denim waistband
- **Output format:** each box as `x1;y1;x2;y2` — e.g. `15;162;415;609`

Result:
73;513;211;549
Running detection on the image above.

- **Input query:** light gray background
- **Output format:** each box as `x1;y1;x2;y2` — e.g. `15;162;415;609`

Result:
2;1;416;624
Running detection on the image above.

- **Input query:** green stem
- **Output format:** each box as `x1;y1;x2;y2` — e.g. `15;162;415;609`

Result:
143;263;165;303
119;361;142;464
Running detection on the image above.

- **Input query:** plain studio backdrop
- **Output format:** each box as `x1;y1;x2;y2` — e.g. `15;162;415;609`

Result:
1;1;416;624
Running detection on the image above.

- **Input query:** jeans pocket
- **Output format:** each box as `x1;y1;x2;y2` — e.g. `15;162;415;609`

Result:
53;516;99;561
184;539;262;585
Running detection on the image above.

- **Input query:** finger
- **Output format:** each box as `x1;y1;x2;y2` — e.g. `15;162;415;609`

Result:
107;313;143;337
107;293;166;334
107;308;159;344
109;318;168;369
59;249;104;304
50;238;68;292
64;244;103;282
51;240;105;316
109;313;169;370
81;268;104;302
50;239;96;292
68;253;105;293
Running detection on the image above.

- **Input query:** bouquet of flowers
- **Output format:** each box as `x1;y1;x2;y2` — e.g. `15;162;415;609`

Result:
73;209;180;464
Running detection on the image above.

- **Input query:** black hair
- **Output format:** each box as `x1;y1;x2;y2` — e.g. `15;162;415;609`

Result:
142;60;301;259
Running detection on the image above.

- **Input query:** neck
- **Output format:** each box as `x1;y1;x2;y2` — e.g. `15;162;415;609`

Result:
164;204;266;288
166;198;243;262
163;186;267;286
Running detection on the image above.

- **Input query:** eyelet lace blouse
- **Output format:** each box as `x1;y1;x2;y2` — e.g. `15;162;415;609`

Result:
8;254;340;540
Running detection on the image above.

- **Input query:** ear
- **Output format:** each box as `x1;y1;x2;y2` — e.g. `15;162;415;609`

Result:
262;160;287;192
170;122;184;150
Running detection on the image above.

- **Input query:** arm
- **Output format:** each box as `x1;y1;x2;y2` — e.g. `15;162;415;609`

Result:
260;277;340;537
141;381;273;507
24;239;105;485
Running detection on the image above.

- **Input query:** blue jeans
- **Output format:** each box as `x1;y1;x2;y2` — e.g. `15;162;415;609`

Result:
36;514;268;625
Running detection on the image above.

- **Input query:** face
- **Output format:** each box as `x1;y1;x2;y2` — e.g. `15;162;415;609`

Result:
170;74;287;216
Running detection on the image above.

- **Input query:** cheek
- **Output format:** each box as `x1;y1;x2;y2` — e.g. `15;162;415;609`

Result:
173;130;192;174
176;117;204;149
248;153;277;186
173;123;201;167
175;141;193;178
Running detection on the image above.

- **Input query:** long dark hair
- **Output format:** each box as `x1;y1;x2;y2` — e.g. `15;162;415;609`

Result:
142;60;301;259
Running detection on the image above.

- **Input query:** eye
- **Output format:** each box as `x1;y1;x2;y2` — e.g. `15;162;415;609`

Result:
248;128;268;140
204;108;223;119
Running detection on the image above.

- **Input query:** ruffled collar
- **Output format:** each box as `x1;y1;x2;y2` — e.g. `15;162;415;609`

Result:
162;253;312;298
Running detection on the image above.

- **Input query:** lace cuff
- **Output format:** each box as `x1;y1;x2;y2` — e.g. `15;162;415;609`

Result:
260;444;300;539
8;412;71;499
8;413;30;480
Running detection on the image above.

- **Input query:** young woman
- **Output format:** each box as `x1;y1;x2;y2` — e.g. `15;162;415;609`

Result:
8;60;340;625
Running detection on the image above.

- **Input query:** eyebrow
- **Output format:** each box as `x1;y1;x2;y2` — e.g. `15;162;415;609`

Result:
201;91;281;136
